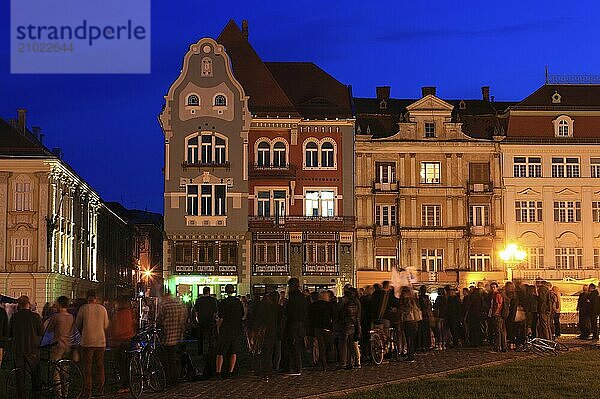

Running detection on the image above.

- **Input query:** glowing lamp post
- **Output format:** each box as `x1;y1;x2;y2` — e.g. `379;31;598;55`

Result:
499;243;526;281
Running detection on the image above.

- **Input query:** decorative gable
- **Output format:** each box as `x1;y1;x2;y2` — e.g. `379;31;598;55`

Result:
517;188;541;196
555;188;579;196
406;94;454;112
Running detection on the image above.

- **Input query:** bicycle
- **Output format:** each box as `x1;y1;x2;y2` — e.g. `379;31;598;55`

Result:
5;344;84;399
517;336;569;356
369;322;399;365
128;325;166;399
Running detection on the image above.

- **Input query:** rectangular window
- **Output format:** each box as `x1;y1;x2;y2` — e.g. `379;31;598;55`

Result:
420;162;440;184
198;242;216;264
553;201;581;223
469;205;489;226
552;157;579;178
13;237;30;261
253;241;288;273
215;137;226;164
594;249;600;269
257;191;270;217
304;241;338;274
375;205;396;226
376;256;396;272
421;249;443;272
15;182;32;211
424;122;436;138
421;204;441;227
376;162;396;184
219;242;238;265
201;135;213;164
469;162;490;184
592;158;600;178
555;248;583;269
186;185;198;216
273;190;286;218
469;254;490;271
214;185;226;215
304;190;335;217
593;202;600;223
515;201;543;223
513;157;542;177
201;185;212;216
525;247;544;269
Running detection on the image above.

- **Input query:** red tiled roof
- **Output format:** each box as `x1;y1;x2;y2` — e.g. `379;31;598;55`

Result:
516;84;600;108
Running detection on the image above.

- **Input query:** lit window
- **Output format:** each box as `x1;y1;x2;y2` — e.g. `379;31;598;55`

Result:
186;94;199;106
421;249;443;272
15;181;32;211
321;142;334;167
13;237;30;261
424;122;436;138
420;162;440;184
257;141;271;167
305;142;319;167
273;142;286;167
214;95;227;106
305;190;335;217
469;254;490;271
421;205;441;227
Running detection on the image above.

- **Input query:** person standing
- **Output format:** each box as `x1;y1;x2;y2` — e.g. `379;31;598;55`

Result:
76;290;109;399
10;296;44;399
158;292;186;386
399;286;421;362
46;296;74;361
465;286;483;347
488;283;506;352
536;281;552;340
550;286;561;339
109;296;135;393
577;285;591;339
417;285;433;351
215;284;244;378
589;284;600;341
338;288;360;370
284;278;308;376
0;303;8;367
194;287;218;356
308;291;335;371
252;291;281;378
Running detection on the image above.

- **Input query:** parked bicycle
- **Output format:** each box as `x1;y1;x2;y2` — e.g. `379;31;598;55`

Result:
369;322;399;365
128;324;166;399
517;336;569;356
5;343;84;399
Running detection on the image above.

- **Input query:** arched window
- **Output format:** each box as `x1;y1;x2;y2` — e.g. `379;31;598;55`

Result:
273;142;286;168
305;142;319;167
186;94;199;106
201;57;213;77
558;119;569;137
257;141;271;167
187;136;198;163
214;95;227;107
321;142;335;167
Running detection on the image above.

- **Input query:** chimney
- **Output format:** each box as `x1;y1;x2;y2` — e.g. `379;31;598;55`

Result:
17;108;26;133
376;86;390;101
421;86;436;97
241;20;248;39
51;147;62;159
32;126;41;140
481;86;490;102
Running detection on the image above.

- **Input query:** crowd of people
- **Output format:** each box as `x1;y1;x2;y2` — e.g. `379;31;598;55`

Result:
0;277;580;396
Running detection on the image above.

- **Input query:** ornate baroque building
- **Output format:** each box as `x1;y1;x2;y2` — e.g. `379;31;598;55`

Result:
354;86;512;288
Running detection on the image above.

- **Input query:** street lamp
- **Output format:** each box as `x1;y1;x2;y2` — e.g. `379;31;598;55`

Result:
499;243;526;281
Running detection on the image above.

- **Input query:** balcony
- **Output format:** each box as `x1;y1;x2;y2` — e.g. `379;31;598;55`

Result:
252;263;290;275
249;163;297;179
469;225;494;236
467;182;493;194
248;216;355;231
174;263;237;275
181;161;231;170
375;225;397;236
373;181;398;192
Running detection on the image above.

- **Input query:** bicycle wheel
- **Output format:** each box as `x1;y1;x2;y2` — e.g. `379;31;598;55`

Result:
370;334;384;365
6;367;32;399
129;354;143;399
145;352;166;392
389;329;399;360
50;359;84;399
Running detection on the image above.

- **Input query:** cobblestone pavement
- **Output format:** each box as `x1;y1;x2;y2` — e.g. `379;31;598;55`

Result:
109;337;592;399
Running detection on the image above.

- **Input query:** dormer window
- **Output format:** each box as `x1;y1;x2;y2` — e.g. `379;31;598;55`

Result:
214;95;227;107
186;94;199;106
552;91;561;104
424;122;436;138
554;115;573;137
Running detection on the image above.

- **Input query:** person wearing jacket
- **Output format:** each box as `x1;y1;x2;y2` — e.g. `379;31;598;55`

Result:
338;288;361;370
589;283;600;340
550;285;561;338
284;278;308;376
465;285;484;347
417;285;433;351
308;291;335;371
536;281;552;340
488;282;506;352
399;286;421;362
577;285;591;339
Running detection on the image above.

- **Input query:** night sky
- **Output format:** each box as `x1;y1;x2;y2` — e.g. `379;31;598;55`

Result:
1;1;598;213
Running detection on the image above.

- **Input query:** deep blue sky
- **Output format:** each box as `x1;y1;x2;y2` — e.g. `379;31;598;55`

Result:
1;1;599;213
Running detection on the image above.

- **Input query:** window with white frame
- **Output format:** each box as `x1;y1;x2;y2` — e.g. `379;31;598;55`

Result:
257;191;270;217
592;158;600;178
593;202;600;222
421;204;441;227
257;189;287;218
555;248;583;269
15;181;32;211
470;205;489;226
469;254;490;271
421;249;443;272
525;247;544;269
420;162;440;184
375;205;396;226
424;122;436;138
303;139;336;169
515;201;543;222
186;94;199;106
594;249;600;269
305;142;319;167
304;190;335;217
257;141;271;167
273;142;287;167
215;137;226;164
376;162;396;184
321;142;334;167
273;190;286;218
214;95;227;107
187;184;226;216
554;116;573;137
201;135;212;164
13;237;30;261
553;201;581;222
376;256;397;272
513;157;542;177
188;134;229;165
552;157;579;178
186;137;198;164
